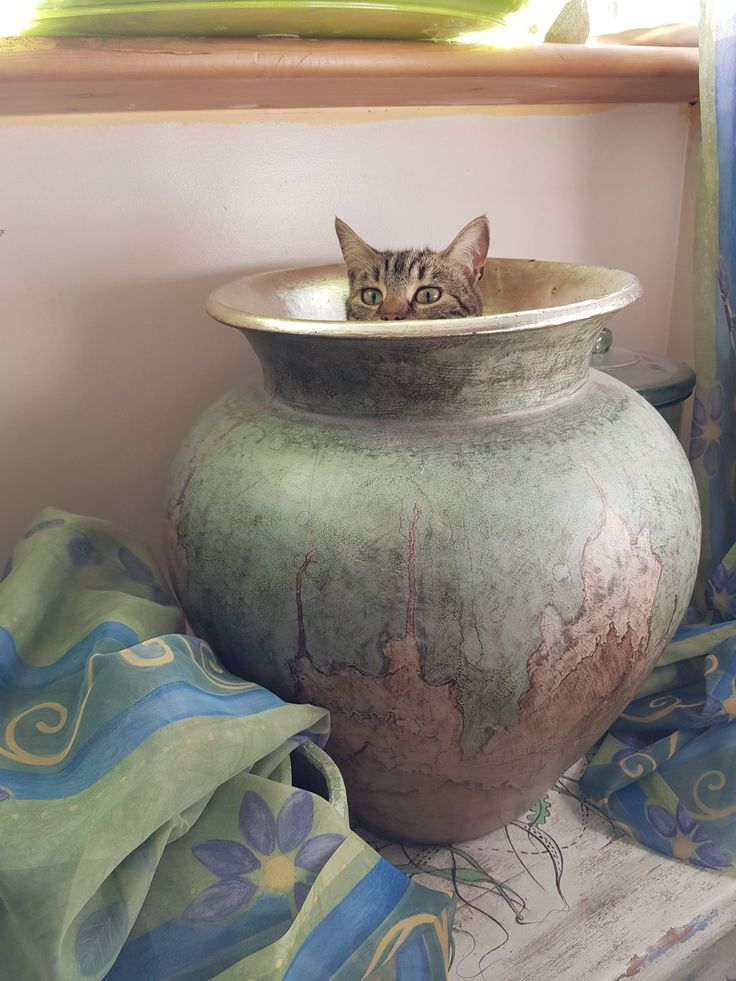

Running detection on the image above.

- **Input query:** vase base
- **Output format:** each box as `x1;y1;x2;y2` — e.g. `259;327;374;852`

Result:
348;789;531;844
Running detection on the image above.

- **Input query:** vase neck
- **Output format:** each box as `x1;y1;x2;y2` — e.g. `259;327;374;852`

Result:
246;318;606;419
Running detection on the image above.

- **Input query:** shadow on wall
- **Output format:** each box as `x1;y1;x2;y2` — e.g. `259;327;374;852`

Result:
2;266;275;568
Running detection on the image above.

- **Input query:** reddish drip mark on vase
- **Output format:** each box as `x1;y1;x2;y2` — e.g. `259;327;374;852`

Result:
289;478;674;839
296;551;314;659
405;503;423;640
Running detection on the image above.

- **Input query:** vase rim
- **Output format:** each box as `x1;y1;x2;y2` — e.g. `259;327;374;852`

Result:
207;259;642;340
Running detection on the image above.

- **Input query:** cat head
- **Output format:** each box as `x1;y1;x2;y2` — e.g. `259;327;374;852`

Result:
335;216;490;321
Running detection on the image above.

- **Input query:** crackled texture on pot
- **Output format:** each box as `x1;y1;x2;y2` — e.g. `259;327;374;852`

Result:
166;260;700;842
290;471;682;841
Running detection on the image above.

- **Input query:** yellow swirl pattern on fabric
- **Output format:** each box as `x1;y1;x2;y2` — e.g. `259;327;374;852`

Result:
0;654;98;765
705;653;719;675
119;638;175;668
618;752;657;778
181;635;257;691
360;911;451;978
691;770;736;820
621;694;704;723
0;636;263;767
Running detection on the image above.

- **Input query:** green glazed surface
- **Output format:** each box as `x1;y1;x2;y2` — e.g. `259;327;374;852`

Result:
166;260;700;842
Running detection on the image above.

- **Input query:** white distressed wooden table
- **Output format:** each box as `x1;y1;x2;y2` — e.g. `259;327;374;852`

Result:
363;765;736;981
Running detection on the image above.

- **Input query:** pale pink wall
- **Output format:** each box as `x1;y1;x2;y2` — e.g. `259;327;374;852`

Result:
0;103;692;563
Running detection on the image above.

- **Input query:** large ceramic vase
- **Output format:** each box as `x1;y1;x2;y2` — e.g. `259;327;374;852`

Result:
165;260;700;843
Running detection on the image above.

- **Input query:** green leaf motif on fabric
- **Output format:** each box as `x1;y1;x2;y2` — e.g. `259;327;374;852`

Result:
526;794;550;827
75;902;128;977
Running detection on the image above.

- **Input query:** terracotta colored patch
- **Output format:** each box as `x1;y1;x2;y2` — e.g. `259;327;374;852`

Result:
294;489;666;842
522;494;662;710
621;911;716;977
295;504;465;763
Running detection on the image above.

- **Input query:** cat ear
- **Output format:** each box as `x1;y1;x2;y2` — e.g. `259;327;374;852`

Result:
335;218;378;270
440;216;490;282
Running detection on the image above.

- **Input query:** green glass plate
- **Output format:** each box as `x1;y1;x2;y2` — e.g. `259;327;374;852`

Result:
24;0;527;40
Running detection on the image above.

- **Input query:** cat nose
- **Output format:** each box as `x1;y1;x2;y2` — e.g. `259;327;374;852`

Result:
380;303;408;321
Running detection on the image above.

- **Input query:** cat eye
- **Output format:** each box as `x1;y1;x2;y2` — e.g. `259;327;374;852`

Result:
361;288;383;306
415;287;442;305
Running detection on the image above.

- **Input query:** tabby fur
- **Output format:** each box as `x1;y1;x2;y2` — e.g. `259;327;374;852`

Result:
335;216;490;321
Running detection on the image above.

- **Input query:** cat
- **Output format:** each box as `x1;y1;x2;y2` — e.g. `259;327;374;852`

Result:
334;215;490;321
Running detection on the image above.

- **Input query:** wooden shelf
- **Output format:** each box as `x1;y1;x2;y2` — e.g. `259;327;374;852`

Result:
0;36;699;117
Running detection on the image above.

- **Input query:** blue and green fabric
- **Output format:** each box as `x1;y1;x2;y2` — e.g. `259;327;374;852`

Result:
0;509;453;979
580;3;736;874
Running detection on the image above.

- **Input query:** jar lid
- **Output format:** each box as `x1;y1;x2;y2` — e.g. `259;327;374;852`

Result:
591;328;695;409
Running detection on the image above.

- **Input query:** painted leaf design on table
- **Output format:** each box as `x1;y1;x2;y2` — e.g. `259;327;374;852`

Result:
526;794;551;827
392;862;486;885
520;822;566;903
75;902;128;977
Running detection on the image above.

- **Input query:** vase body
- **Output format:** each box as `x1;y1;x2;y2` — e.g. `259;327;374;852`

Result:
166;260;700;843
